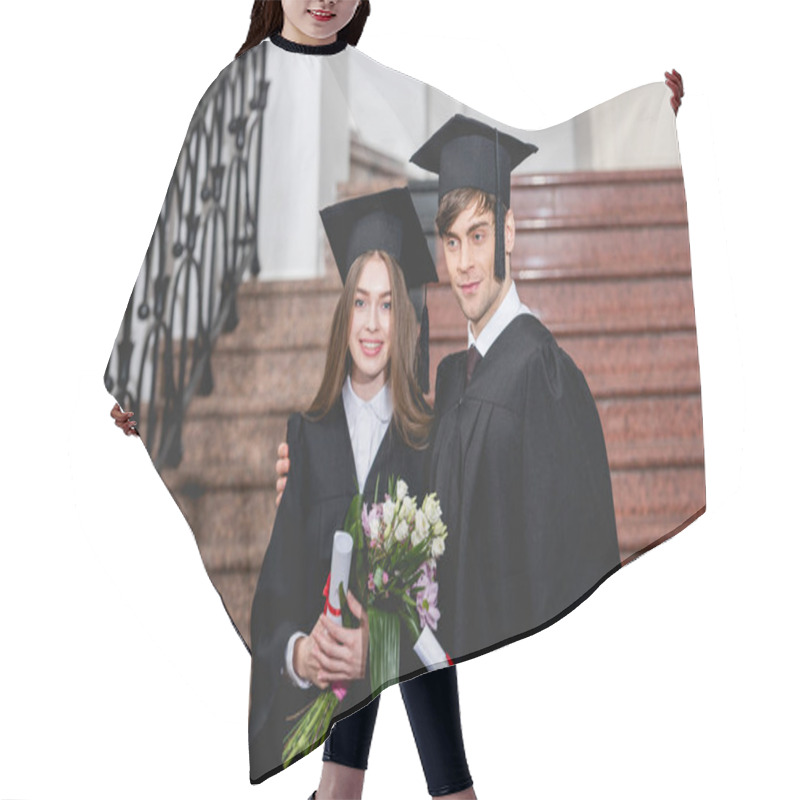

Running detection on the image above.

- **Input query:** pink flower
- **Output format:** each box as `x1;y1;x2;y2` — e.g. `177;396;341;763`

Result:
368;572;375;593
414;568;440;631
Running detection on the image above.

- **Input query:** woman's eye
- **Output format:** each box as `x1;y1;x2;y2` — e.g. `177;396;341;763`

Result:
382;301;392;311
355;298;365;308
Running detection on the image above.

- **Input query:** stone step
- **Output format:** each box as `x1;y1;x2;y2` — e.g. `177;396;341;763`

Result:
162;479;277;571
597;395;703;469
617;510;704;562
503;225;691;281
197;347;327;407
221;275;341;351
511;170;688;228
557;331;702;397
167;411;291;476
427;275;698;338
610;465;705;520
612;465;705;557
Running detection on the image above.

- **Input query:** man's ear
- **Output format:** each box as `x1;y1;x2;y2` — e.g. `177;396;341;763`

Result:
505;207;516;255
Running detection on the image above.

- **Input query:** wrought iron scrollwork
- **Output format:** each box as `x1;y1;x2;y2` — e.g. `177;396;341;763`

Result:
105;44;268;468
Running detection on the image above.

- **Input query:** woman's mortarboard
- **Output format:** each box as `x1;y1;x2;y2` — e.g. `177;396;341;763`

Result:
409;114;538;281
319;187;438;392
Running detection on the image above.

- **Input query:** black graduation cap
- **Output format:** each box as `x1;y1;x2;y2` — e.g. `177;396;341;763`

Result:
409;114;538;280
319;187;438;392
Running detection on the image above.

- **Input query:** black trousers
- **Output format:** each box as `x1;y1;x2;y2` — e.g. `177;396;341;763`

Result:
323;666;473;797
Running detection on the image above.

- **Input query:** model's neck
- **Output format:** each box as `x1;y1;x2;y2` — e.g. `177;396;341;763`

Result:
349;372;388;403
270;31;347;55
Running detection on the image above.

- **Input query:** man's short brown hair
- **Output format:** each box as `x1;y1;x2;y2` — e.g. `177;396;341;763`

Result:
435;187;507;238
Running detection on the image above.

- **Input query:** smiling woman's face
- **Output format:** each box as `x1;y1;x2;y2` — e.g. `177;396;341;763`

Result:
280;0;361;46
348;253;392;398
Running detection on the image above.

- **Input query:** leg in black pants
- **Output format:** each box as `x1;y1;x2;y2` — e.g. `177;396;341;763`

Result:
322;666;473;797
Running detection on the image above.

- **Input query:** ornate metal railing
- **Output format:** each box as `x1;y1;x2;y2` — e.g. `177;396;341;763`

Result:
105;44;268;469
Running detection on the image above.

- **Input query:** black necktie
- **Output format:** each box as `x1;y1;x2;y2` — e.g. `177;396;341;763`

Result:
466;345;482;385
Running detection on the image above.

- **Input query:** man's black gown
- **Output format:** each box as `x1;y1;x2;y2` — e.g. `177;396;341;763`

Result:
248;397;427;783
429;313;621;660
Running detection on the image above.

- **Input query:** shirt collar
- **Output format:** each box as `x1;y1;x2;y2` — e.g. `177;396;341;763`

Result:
467;281;525;356
342;375;393;424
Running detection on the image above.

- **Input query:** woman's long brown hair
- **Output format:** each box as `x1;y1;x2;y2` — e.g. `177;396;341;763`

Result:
236;1;371;59
306;251;432;450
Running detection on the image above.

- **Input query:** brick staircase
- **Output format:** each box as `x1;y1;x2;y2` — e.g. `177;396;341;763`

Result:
161;167;704;647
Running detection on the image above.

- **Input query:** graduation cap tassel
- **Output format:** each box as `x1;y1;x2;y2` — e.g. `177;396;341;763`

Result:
416;299;430;395
494;128;505;282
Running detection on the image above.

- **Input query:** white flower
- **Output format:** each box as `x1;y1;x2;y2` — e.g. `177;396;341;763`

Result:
430;535;446;558
382;498;396;523
394;519;409;542
411;522;426;547
432;520;447;539
423;494;442;525
414;509;430;537
400;495;416;522
369;515;382;541
396;479;408;502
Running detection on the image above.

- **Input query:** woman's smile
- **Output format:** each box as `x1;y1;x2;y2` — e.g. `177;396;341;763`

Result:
308;8;335;22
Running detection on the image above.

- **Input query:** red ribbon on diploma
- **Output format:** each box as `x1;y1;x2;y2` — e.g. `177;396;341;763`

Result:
323;572;342;618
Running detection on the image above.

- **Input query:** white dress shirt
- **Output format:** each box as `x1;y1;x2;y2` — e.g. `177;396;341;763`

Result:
341;375;393;494
285;376;394;688
467;281;533;357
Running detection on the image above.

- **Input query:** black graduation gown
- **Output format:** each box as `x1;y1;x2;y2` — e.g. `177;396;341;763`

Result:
429;314;620;661
248;396;428;783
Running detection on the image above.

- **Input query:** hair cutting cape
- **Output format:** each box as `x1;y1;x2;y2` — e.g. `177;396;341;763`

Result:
105;36;704;783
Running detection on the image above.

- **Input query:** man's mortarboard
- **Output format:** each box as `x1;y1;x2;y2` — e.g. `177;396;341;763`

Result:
319;187;438;392
409;113;538;280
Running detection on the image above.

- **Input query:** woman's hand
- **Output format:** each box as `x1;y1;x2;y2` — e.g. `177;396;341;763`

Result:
297;592;369;687
665;69;684;115
275;441;290;507
293;622;330;690
110;403;139;437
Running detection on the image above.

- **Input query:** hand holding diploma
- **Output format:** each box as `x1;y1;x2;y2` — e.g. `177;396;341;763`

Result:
294;592;369;687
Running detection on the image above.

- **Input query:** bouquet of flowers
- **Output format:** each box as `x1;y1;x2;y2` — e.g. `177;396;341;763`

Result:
281;478;448;766
357;477;449;692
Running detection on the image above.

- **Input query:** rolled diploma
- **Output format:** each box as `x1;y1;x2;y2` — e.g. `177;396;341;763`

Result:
413;625;451;671
327;530;353;627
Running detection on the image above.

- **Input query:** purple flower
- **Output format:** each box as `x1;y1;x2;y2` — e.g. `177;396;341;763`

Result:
414;568;440;631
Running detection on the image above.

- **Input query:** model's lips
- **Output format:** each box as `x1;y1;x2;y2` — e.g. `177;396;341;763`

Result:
360;340;384;356
459;280;481;296
308;9;335;21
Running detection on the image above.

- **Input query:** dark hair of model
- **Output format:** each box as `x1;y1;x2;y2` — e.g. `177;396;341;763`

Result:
236;0;371;58
306;251;432;449
435;187;508;240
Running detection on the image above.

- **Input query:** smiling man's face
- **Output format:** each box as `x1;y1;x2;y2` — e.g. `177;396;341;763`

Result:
440;198;515;339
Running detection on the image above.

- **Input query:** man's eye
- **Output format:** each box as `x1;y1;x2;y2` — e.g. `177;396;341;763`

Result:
446;238;458;250
474;231;485;242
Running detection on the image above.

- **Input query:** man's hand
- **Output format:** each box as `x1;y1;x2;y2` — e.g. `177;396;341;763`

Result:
665;69;684;115
110;403;139;437
296;592;369;687
275;441;290;507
